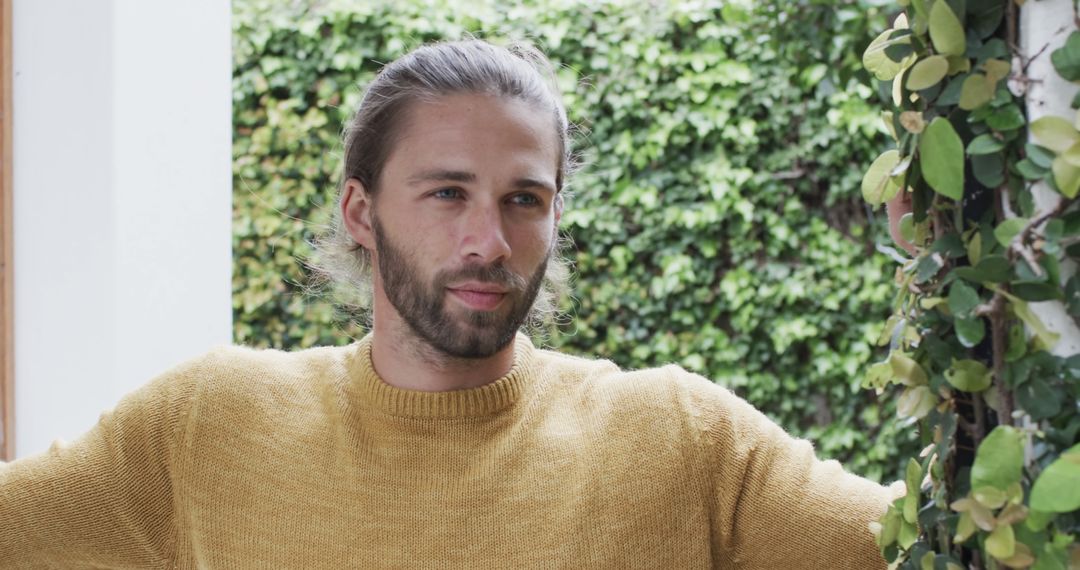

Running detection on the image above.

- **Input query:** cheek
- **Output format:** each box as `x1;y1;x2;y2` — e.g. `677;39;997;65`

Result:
510;222;556;262
398;212;455;251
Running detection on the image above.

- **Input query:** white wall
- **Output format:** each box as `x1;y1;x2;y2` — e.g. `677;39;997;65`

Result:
1021;0;1080;357
12;0;233;458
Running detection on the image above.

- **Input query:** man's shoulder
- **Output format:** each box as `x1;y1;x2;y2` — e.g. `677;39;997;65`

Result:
532;346;739;414
169;342;357;400
197;342;355;374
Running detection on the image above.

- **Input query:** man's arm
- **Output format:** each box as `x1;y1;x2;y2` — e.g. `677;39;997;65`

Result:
691;377;900;569
0;360;200;568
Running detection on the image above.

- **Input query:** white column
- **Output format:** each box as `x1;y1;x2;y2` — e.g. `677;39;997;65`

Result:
1020;0;1080;356
12;0;233;458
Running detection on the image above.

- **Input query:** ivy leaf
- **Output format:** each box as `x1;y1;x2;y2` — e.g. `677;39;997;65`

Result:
910;0;930;24
1050;30;1080;82
971;425;1025;491
889;351;928;386
982;59;1011;84
929;1;966;56
993;218;1027;247
891;154;913;177
954;254;1010;283
937;73;966;106
985;523;1016;560
1052;155;1080;198
897;518;918;549
967;134;1005;155
1014;260;1043;284
948;281;981;316
931;233;965;257
1061;141;1080;167
1030;443;1080;512
922;334;957;369
899;111;926;134
1065;211;1080;235
863;28;917;81
970;0;1005;39
955;316;986;347
945;359;992;392
861;149;904;206
899;212;916;243
1015;202;1038;232
903;458;922;523
863;361;893;389
897;385;937;420
892;67;907;107
1031;116;1080;153
919;118;964;200
1016;378;1063;421
884;42;915;64
1011;282;1063;302
878;504;902;547
1025;143;1055;169
915;252;945;283
1015;158;1049;181
906;55;950;90
973;486;1007;510
999;289;1061;350
972;152;1005;187
955;511;977;543
966;231;982;265
959;74;994;110
1066;275;1080;315
1005;324;1026;362
986;104;1025;131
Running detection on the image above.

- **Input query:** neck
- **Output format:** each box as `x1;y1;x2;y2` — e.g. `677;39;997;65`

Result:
369;303;517;392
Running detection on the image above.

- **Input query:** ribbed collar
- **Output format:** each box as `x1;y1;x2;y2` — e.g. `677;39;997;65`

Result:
347;333;542;419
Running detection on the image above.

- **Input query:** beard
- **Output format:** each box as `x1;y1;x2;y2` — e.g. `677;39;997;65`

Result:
372;214;548;359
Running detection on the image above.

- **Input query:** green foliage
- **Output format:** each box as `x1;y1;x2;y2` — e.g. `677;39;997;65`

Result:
859;1;1080;567
232;0;919;481
1031;443;1080;513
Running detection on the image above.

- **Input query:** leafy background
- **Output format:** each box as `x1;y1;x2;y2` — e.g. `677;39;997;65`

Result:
856;0;1080;566
232;0;918;482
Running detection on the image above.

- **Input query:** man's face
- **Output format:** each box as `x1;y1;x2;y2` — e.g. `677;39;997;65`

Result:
365;93;561;359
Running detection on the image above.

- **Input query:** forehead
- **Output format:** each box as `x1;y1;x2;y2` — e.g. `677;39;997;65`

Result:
382;93;560;183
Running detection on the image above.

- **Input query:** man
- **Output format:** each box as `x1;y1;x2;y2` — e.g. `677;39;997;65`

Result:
1;39;899;568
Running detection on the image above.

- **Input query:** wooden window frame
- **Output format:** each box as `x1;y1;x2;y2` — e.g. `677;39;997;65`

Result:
1;0;13;462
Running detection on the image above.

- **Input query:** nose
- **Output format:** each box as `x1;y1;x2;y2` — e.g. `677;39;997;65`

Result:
460;201;511;264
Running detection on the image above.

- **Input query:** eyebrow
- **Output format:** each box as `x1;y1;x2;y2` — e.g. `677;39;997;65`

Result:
407;169;476;185
406;169;556;195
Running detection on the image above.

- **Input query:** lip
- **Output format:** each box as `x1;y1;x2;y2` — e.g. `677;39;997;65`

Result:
447;281;508;294
447;283;508;311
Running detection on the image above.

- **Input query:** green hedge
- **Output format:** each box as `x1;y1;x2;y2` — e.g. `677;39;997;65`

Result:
232;0;917;482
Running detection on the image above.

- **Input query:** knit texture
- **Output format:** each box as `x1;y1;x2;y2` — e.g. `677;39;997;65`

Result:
1;334;897;569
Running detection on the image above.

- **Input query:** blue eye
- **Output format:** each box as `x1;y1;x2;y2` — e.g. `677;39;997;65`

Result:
432;188;462;200
510;193;541;207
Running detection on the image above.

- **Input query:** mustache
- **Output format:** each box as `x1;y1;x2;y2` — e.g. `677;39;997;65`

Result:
436;263;529;291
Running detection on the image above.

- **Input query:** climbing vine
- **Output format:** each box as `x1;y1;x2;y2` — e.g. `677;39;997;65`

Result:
861;0;1080;567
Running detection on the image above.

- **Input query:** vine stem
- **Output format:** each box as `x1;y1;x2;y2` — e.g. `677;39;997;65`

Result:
989;292;1014;426
1008;197;1072;277
1006;0;1019;55
987;192;1073;428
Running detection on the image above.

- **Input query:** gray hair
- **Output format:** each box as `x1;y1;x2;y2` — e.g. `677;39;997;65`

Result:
309;39;575;324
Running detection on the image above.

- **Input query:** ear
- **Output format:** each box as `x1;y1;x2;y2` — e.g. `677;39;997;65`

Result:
553;192;564;224
341;178;375;250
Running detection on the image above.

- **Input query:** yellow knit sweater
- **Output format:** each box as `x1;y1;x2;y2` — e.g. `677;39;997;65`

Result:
1;335;896;569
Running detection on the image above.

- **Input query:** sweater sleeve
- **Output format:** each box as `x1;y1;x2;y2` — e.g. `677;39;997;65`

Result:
696;378;898;569
0;357;202;569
